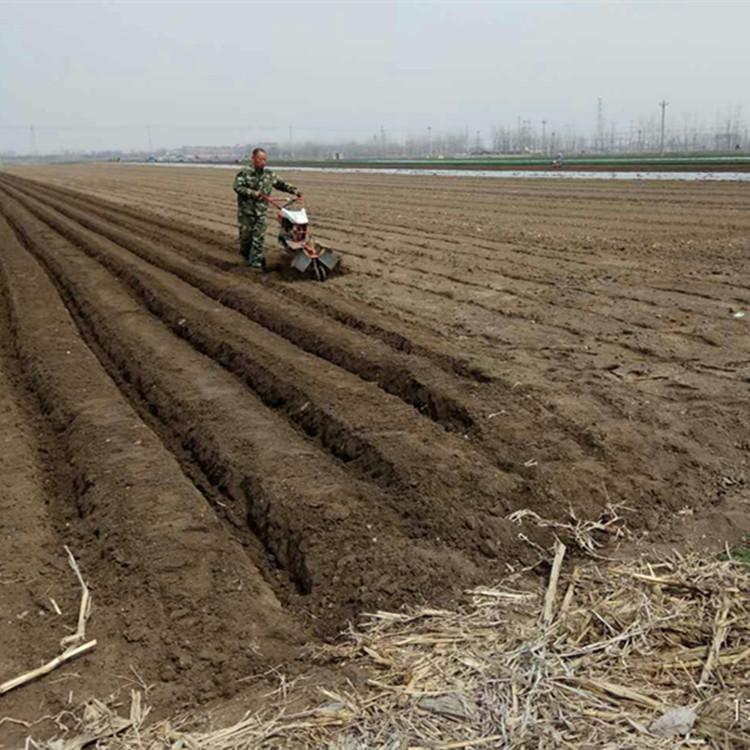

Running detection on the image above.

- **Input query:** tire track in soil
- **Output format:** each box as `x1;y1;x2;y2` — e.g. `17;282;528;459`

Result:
0;186;527;635
0;204;306;711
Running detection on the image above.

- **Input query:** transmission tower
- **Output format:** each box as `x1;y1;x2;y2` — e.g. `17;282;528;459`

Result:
597;98;605;152
659;100;668;155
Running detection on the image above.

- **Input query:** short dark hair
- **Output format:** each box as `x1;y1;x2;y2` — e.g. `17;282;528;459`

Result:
252;147;267;157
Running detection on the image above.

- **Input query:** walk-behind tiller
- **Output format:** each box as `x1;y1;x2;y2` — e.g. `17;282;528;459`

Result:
264;195;340;281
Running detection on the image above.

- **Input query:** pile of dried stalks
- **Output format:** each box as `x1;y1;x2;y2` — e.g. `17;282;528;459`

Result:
32;546;750;749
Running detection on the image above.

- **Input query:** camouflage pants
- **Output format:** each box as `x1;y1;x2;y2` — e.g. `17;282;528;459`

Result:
238;212;267;267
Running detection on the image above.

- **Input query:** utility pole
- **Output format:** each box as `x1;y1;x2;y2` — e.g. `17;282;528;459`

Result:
659;100;668;155
541;120;547;154
380;124;386;157
29;125;38;155
288;124;293;157
147;124;153;153
427;125;432;157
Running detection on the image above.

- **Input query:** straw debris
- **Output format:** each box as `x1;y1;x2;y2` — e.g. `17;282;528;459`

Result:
1;546;95;698
31;553;750;749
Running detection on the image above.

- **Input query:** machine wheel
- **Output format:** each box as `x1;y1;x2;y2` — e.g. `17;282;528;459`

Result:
313;259;328;282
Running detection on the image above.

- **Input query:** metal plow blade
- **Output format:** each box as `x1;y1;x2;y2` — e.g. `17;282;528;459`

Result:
291;250;312;273
318;248;341;271
291;247;341;280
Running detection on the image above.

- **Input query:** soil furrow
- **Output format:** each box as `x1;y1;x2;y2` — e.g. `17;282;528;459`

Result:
317;214;750;315
4;164;747;559
0;203;302;707
1;180;526;512
2;173;497;384
306;219;750;351
4;163;749;739
5;180;663;514
16;176;747;390
8;179;629;489
0;187;510;633
7;174;746;527
322;266;750;397
3;175;478;434
0;292;76;741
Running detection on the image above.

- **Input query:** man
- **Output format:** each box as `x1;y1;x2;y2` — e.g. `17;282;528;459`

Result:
233;148;301;269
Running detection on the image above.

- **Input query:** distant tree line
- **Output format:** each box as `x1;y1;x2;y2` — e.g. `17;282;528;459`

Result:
273;116;749;159
2;108;747;162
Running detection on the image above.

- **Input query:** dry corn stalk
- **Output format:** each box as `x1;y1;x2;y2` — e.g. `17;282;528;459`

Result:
32;553;750;749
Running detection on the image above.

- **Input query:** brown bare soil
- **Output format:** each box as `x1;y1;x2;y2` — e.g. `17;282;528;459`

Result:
1;164;748;744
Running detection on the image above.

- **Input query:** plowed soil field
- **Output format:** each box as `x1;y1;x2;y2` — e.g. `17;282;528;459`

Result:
1;164;749;740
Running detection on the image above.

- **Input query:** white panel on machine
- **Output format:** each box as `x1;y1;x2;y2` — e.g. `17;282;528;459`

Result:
281;208;309;225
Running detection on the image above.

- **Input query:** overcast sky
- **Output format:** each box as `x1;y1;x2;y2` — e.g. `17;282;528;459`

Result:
1;1;748;153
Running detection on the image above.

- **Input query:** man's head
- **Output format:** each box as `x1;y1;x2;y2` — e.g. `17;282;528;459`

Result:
252;148;268;170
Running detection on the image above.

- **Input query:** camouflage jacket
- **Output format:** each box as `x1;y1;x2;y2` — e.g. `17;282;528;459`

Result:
233;166;298;219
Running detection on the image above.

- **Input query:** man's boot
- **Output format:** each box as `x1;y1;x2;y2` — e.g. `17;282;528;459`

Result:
247;249;264;270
